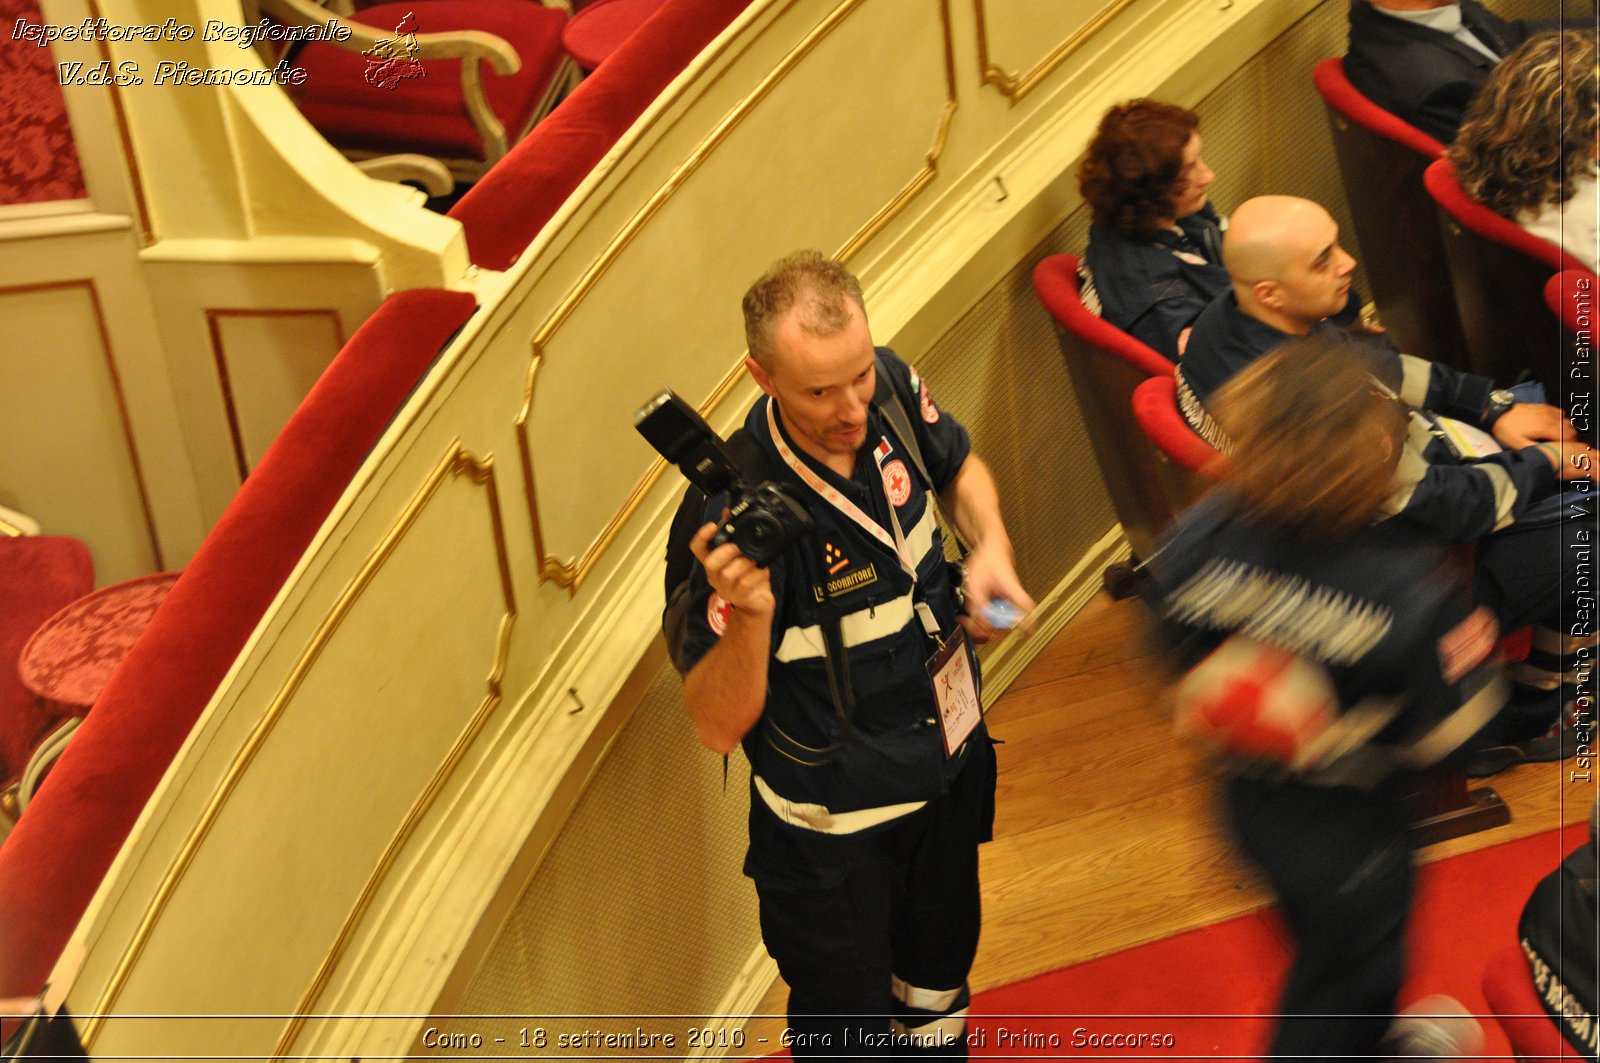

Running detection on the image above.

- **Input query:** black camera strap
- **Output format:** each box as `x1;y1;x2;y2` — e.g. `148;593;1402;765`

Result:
665;367;961;769
871;373;970;560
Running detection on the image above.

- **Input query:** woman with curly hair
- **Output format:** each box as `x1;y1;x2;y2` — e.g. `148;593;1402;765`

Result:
1078;99;1226;360
1449;30;1598;270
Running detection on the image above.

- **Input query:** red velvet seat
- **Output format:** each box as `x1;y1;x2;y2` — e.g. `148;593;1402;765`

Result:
1129;374;1221;512
1032;254;1179;560
1424;158;1582;394
562;0;669;69
1481;945;1572;1061
1312;57;1469;369
448;0;753;269
288;0;572;178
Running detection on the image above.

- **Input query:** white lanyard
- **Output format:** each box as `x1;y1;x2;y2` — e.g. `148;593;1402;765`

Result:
765;399;942;640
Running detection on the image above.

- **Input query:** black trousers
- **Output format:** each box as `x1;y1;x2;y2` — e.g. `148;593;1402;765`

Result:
753;739;996;1060
1223;772;1414;1062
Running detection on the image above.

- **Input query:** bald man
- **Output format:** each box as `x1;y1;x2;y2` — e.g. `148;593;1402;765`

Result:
1178;195;1595;775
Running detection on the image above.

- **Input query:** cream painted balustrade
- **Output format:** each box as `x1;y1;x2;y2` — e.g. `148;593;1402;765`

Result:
47;0;1339;1058
7;0;469;580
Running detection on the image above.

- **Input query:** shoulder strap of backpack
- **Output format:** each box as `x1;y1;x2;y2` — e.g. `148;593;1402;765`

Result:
872;368;971;558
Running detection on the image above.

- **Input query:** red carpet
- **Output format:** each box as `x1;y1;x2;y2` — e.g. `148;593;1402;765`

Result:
970;823;1588;1058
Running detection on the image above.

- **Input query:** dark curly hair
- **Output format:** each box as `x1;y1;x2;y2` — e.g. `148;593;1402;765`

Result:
1449;30;1598;217
1078;99;1201;240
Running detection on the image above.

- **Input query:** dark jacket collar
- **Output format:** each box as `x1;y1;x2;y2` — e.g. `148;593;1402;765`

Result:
1348;0;1509;65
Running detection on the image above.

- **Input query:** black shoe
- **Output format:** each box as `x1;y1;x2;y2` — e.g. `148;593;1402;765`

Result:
1464;744;1523;778
1517;723;1577;763
1464;720;1576;777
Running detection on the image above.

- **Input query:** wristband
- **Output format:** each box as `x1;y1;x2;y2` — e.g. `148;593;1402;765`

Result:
1533;441;1562;467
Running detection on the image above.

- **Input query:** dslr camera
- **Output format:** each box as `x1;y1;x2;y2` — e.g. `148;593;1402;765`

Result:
634;389;813;566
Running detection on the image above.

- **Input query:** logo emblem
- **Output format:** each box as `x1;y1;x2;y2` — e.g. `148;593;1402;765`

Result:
363;12;426;90
883;460;912;507
823;542;850;575
707;593;732;635
919;382;940;424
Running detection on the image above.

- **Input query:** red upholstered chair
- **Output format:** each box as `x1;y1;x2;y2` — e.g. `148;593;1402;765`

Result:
1548;269;1598;334
1482;945;1571;1061
1424;158;1583;394
1032;254;1179;563
269;0;578;186
1129;374;1221;512
1312;57;1469;370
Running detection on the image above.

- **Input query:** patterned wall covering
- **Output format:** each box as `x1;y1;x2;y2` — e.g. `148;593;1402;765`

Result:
1;0;89;205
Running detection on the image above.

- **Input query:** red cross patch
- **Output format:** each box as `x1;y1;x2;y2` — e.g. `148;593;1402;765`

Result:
883;459;912;507
707;593;732;636
919;382;940;424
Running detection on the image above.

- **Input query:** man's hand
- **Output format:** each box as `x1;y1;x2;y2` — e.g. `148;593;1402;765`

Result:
959;539;1036;644
940;455;1035;643
690;520;775;619
1492;402;1574;449
682;518;777;755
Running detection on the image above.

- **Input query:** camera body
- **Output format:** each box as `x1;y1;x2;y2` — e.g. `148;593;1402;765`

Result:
711;482;813;565
635;389;813;566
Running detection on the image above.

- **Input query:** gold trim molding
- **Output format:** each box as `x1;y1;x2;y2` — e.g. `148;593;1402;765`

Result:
519;0;957;594
0;278;164;568
204;308;347;483
974;0;1139;105
82;442;516;1051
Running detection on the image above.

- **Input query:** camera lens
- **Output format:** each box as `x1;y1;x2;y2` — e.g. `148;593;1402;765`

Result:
737;514;780;552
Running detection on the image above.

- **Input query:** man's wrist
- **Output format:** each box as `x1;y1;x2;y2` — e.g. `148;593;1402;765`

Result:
724;598;775;628
1531;441;1563;470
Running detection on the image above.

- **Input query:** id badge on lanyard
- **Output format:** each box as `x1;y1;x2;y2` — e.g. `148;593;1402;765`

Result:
927;626;981;756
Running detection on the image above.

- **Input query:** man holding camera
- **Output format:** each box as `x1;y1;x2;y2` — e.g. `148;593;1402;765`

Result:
671;251;1032;1057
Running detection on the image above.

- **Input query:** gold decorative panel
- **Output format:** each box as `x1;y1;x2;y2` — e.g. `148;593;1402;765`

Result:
517;0;958;592
84;444;516;1058
1190;0;1372;302
975;0;1141;104
0;278;163;573
205;308;345;481
436;658;757;1050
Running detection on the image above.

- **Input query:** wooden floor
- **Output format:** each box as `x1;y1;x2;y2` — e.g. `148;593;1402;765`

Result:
748;591;1594;1032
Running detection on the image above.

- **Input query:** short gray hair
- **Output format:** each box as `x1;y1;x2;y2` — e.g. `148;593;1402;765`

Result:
742;251;866;368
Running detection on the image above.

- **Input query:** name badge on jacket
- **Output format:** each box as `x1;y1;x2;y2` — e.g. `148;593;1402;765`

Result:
928;628;981;756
